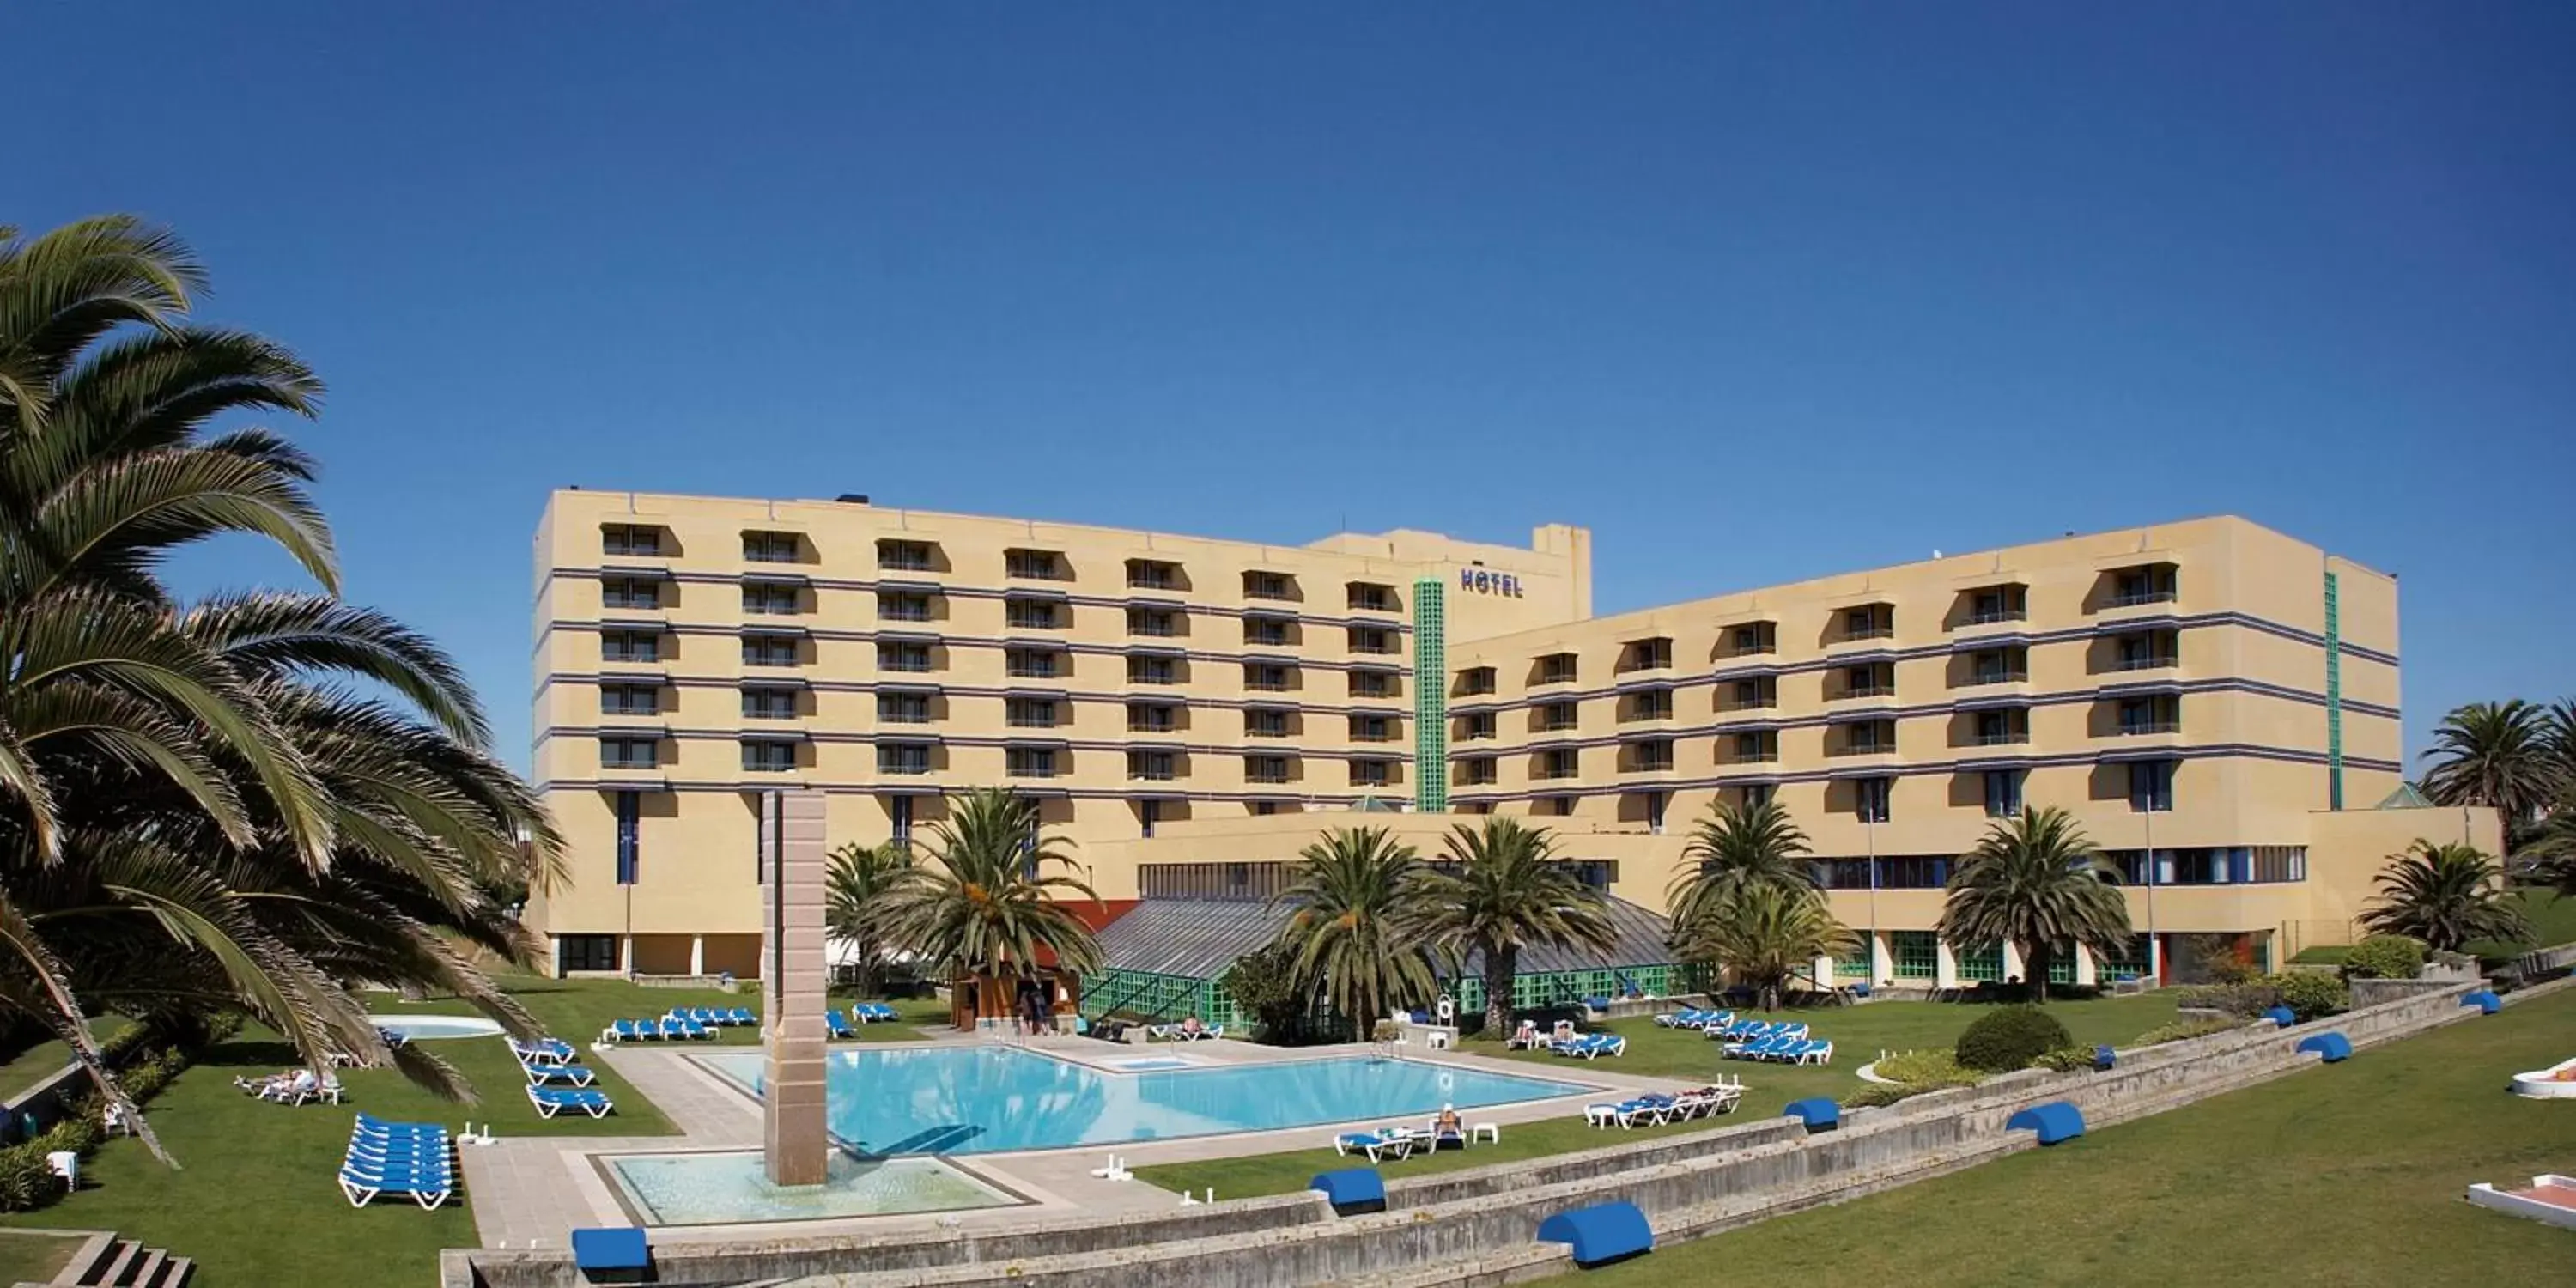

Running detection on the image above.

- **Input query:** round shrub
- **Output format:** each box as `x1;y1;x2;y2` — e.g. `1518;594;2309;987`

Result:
1954;1005;2073;1073
2264;970;2348;1021
2343;935;2427;981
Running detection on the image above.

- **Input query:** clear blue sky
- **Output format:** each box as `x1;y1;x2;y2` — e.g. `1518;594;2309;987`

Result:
18;3;2573;773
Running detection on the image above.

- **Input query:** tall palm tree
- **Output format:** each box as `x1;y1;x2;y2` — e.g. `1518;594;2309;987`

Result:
1410;817;1619;1036
1270;826;1438;1037
825;840;915;998
2360;840;2528;951
0;218;559;1157
1665;797;1815;931
2542;697;2576;786
1937;807;2132;1004
1672;884;1853;1012
882;788;1100;1020
2421;701;2561;848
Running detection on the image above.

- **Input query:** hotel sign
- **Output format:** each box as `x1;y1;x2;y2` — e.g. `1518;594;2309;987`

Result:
1459;568;1525;598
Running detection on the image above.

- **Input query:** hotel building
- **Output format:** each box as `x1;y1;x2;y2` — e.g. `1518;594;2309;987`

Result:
529;491;2496;990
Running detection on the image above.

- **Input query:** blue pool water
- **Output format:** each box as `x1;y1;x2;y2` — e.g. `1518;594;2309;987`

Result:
696;1047;1589;1155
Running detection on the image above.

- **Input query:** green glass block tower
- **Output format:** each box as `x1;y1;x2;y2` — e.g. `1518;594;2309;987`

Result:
1413;576;1448;813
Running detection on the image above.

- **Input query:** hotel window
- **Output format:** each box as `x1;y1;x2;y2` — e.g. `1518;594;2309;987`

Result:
1623;637;1673;671
1643;791;1668;834
1006;599;1064;630
2097;934;2153;981
1244;663;1293;692
1629;738;1675;772
1540;702;1579;732
601;630;660;664
1967;585;2026;624
1728;677;1777;710
599;684;659;716
1244;615;1293;648
1974;708;2028;745
1736;782;1775;809
2251;847;2307;884
1728;621;1777;656
1128;608;1180;637
1730;731;1778;763
1005;698;1058;728
1970;647;2028;684
1839;662;1894;699
1129;703;1178;733
1244;571;1296;601
1458;712;1496;741
742;531;800;563
598;737;657;769
1855;775;1892;824
1983;769;2025;817
741;687;799;720
1127;656;1178;685
1875;856;1952;889
2129;759;2176;812
1538;653;1578;684
1347;626;1397;655
1007;747;1059;779
1128;750;1176;781
1005;649;1060;679
1542;796;1577;817
1891;931;1938;980
877;744;931;775
1538;748;1580;780
878;539;936;572
741;739;798;773
1841;604;1893;641
744;635;802;668
1351;759;1394;787
1246;708;1291;738
557;934;620;973
1347;582;1399;613
876;692;930;725
1246;755;1291;785
878;592;934;623
600;577;659;611
1953;942;2004;982
1005;549;1066;580
1350;671;1397;699
1457;666;1496;696
2111;563;2178;606
2166;848;2229;885
2117;695;2180;734
1127;559;1182;591
742;584;800;616
1842;719;1897;754
1456;756;1497;787
1351;714;1395;743
876;641;932;672
1626;689;1673;721
2115;630;2178;671
602;525;662;557
889;795;914;845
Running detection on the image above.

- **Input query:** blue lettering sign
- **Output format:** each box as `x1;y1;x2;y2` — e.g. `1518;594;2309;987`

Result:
1455;569;1527;598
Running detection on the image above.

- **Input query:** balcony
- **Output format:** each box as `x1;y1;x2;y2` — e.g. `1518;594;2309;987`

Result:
1832;683;1898;702
2113;653;2178;671
2118;720;2183;737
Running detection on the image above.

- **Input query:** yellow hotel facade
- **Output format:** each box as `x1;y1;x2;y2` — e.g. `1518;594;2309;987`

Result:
528;490;2496;987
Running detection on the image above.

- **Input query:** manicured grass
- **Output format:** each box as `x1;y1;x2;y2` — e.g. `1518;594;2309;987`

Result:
2291;945;2354;965
1136;995;2179;1199
0;1017;132;1099
0;1230;88;1283
1556;987;2576;1286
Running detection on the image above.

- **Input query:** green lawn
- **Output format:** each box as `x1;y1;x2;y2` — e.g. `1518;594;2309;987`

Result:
2302;889;2576;965
1136;994;2180;1200
0;1230;88;1283
0;977;951;1287
0;1017;132;1101
1557;987;2576;1286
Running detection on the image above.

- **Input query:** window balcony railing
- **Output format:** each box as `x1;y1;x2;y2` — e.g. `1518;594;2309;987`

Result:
1131;623;1181;637
1353;730;1400;743
880;657;933;673
1974;732;2031;746
1967;670;2030;686
1005;666;1058;680
878;760;932;776
1246;678;1291;693
2114;655;2178;671
1129;768;1178;781
2109;590;2178;608
879;553;933;573
1006;716;1057;729
879;607;933;623
1248;771;1291;785
1838;683;1897;700
1626;758;1675;774
1534;767;1580;781
1540;720;1579;733
1967;609;2028;625
1838;626;1896;642
2118;721;2184;736
1130;721;1178;735
1009;766;1060;780
1831;742;1896;757
878;711;931;725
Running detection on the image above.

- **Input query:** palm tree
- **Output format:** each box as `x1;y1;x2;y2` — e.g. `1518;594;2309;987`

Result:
1270;826;1438;1037
2360;840;2528;951
1665;797;1816;931
1937;807;2132;1004
825;840;915;998
2421;701;2561;848
882;788;1100;1023
2543;697;2576;786
1672;884;1853;1012
0;218;559;1157
1410;817;1619;1036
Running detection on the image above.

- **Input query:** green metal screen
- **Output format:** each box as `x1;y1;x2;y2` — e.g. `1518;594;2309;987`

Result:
1953;942;2004;982
2046;939;2077;986
2324;570;2343;811
1892;931;1938;979
1081;968;1241;1030
1832;936;1874;985
1413;577;1448;813
2097;933;2153;981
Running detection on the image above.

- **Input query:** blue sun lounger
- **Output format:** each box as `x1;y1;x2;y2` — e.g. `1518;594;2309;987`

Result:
341;1115;454;1208
725;1006;756;1025
522;1060;598;1086
826;1012;858;1039
526;1084;616;1118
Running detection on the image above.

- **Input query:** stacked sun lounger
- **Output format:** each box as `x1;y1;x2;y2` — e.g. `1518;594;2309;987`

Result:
525;1082;616;1118
339;1114;454;1209
1583;1080;1745;1129
1332;1127;1423;1163
1653;1007;1735;1029
1551;1033;1626;1059
1705;1018;1807;1042
671;1005;758;1028
511;1038;576;1066
598;1014;722;1042
1720;1032;1832;1065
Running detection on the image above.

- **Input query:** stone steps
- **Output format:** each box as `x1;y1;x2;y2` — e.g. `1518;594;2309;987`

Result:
50;1232;191;1288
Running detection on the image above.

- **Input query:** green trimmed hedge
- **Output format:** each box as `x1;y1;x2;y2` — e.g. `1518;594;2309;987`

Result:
1955;1005;2071;1073
2343;935;2427;981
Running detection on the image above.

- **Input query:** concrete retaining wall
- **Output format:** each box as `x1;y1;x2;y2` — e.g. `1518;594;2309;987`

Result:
448;979;2532;1288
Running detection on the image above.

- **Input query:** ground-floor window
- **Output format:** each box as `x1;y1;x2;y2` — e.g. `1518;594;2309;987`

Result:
1953;942;2004;982
2045;939;2077;986
1892;931;1938;979
557;934;618;973
2096;933;2153;981
1832;936;1874;984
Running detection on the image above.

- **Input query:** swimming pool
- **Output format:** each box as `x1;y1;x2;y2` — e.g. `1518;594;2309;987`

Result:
696;1047;1589;1155
366;1014;505;1041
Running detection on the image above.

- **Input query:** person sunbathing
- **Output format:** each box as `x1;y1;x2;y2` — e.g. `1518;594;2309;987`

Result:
1434;1105;1462;1136
1178;1015;1205;1038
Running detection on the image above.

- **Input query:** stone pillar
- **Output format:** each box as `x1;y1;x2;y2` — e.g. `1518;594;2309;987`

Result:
1869;933;1892;987
2000;942;2026;982
761;789;829;1187
689;934;705;977
1935;940;1959;989
2074;945;2099;987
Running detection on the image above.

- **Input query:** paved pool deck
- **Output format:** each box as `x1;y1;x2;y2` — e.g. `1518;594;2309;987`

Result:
458;1030;1701;1252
